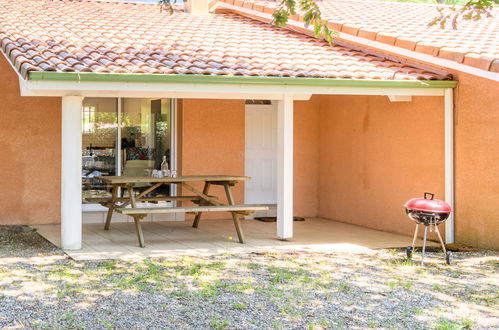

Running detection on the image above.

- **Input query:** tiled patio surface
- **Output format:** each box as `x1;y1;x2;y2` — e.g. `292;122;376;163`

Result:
34;218;438;261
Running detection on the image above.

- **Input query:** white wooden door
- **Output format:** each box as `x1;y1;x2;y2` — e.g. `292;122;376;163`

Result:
245;103;277;204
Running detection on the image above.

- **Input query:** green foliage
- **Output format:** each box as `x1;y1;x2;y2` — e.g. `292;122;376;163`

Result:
158;0;176;14
378;0;469;4
158;0;336;44
428;0;498;29
272;0;337;44
157;0;496;46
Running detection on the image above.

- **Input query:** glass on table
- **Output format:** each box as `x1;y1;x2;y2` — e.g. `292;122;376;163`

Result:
152;169;163;178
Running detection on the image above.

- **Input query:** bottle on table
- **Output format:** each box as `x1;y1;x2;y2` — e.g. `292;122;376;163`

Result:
161;156;170;177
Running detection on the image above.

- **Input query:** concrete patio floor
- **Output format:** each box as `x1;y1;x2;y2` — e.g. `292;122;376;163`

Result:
34;218;438;261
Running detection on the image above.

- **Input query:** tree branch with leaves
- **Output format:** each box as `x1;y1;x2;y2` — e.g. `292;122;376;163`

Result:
429;0;497;29
271;0;337;43
158;0;497;41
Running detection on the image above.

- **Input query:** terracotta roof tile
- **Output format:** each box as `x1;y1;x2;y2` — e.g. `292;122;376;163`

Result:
357;29;377;41
218;0;498;73
463;53;494;71
414;43;441;57
438;47;466;63
375;32;398;45
0;0;449;81
490;60;499;73
395;37;417;51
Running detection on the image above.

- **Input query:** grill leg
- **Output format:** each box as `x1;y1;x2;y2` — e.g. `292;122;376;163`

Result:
421;225;428;266
435;224;447;254
411;224;419;249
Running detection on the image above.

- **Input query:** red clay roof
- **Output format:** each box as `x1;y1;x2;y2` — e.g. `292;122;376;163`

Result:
218;0;499;73
0;0;450;81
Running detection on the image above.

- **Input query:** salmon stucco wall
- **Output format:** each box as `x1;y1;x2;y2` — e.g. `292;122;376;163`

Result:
178;98;320;219
452;72;499;250
178;99;245;220
0;54;61;225
317;95;445;238
294;98;320;217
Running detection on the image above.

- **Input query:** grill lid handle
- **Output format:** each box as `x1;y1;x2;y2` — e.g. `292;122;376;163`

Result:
424;192;435;200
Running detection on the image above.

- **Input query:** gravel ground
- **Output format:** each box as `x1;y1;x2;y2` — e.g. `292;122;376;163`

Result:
0;226;498;329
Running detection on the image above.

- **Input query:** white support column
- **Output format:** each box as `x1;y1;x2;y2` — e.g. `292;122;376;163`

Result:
61;96;83;250
276;94;294;239
116;98;122;176
444;88;455;244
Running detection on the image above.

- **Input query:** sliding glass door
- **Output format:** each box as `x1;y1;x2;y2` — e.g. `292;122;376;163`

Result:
121;98;173;197
82;97;174;205
82;98;118;201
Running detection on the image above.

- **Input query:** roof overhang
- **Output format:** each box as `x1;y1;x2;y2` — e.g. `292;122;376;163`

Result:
21;72;457;99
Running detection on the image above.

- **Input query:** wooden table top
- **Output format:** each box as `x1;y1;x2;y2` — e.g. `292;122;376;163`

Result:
96;175;250;184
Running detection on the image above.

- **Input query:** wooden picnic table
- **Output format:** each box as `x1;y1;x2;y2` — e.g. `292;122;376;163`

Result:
92;175;269;247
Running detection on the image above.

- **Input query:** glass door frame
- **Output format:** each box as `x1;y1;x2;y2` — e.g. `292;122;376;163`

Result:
82;97;177;211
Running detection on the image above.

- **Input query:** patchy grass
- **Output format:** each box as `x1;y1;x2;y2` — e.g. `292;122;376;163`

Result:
388;278;414;290
232;302;247;310
0;226;498;329
434;317;474;330
210;317;230;329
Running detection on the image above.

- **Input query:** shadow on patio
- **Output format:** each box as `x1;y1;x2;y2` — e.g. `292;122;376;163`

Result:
34;218;438;261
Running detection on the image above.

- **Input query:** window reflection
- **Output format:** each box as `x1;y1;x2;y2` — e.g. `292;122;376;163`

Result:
82;98;117;201
122;98;172;197
81;98;173;204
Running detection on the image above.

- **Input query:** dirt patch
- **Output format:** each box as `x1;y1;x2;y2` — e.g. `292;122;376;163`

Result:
0;226;63;258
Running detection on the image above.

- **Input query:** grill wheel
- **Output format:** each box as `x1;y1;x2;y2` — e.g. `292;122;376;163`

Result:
406;246;413;259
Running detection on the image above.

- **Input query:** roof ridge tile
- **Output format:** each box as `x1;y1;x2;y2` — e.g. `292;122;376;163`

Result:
215;0;498;74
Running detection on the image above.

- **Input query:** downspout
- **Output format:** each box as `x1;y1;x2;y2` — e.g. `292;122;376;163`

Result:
444;88;455;244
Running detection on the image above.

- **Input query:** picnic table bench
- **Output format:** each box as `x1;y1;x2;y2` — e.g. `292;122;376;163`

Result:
92;175;269;247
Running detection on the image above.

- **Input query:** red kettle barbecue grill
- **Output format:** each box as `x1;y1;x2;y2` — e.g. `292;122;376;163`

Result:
404;193;452;265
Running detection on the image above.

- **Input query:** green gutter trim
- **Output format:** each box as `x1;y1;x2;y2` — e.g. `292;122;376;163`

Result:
28;71;458;88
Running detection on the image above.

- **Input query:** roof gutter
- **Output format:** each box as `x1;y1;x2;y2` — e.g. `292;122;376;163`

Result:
28;71;457;88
